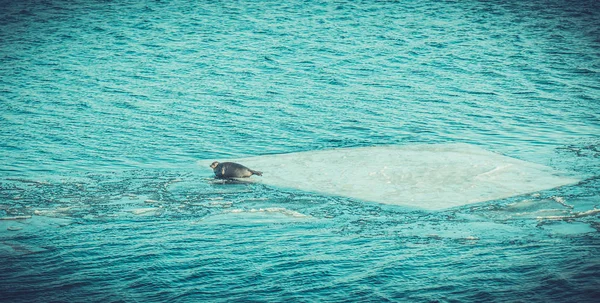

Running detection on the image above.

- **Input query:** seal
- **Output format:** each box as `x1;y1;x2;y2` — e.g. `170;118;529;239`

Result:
210;161;263;179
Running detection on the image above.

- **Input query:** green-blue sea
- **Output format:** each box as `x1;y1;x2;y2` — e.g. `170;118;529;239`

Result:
1;0;599;302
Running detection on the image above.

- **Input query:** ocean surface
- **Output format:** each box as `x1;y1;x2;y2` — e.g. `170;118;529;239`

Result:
1;0;600;302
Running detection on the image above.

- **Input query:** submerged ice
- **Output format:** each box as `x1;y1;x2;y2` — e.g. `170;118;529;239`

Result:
201;144;580;210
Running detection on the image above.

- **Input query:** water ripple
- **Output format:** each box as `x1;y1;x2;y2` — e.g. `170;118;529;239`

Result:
2;0;600;302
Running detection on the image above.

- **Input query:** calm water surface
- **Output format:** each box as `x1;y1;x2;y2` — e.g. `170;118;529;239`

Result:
1;0;600;302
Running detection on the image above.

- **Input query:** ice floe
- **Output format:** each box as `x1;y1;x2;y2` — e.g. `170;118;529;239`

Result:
199;144;580;210
196;207;311;225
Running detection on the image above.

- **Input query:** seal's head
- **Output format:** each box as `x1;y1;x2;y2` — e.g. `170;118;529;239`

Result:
210;161;220;169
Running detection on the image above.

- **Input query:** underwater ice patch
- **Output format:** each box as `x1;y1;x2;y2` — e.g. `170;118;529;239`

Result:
541;221;597;235
196;208;311;225
200;144;580;210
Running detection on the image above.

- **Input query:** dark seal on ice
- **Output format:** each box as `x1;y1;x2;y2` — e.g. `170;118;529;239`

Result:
210;161;263;179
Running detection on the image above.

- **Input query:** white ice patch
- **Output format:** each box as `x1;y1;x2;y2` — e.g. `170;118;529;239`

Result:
200;144;580;210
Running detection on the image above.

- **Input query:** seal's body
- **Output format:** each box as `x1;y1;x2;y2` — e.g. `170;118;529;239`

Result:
210;161;262;179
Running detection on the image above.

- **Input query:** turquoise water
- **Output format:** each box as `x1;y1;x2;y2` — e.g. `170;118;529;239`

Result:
1;0;600;302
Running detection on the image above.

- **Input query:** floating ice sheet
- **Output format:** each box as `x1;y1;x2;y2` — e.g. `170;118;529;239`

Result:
200;144;580;210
